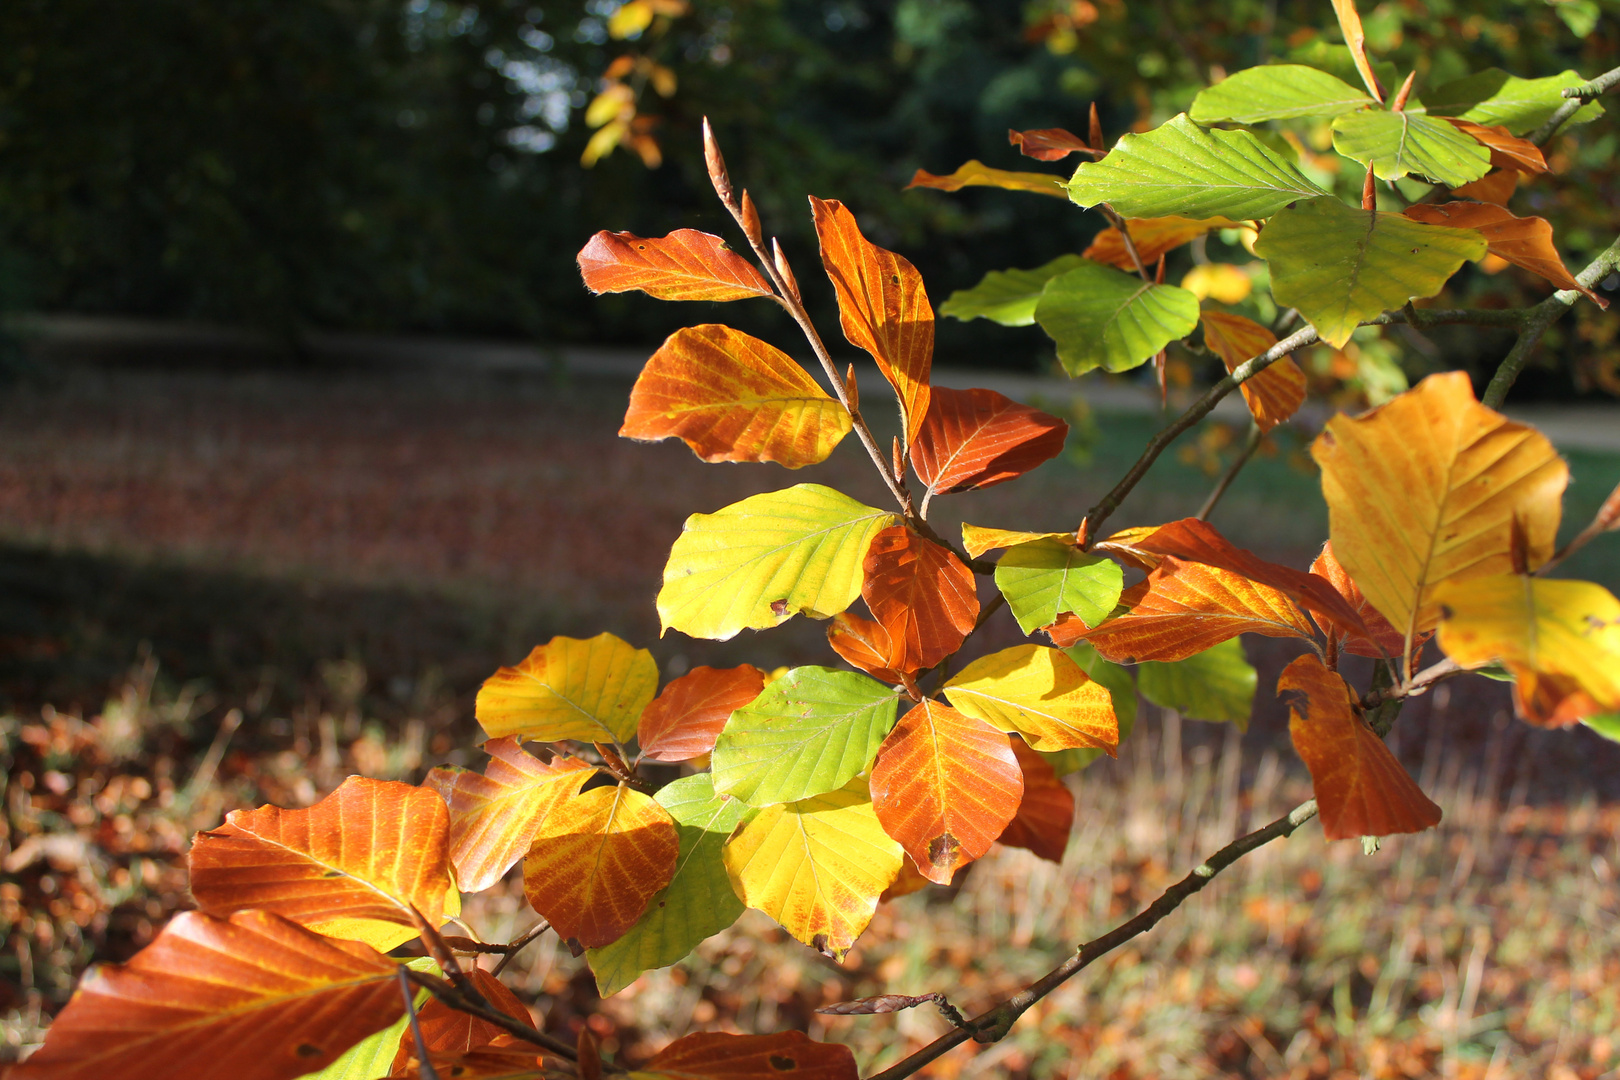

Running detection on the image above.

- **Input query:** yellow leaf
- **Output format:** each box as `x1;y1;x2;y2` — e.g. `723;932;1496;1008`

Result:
476;632;658;744
1434;575;1620;726
905;161;1068;198
961;522;1075;559
1312;372;1567;649
942;644;1118;753
585;84;635;128
721;778;902;959
582;119;629;167
607;0;654;38
1180;263;1252;303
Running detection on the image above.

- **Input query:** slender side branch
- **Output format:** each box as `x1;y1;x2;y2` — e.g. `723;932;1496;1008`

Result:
1196;422;1264;521
864;799;1321;1080
1096;205;1150;281
399;966;441;1080
407;968;582;1064
1530;63;1620;144
1362;656;1464;709
492;920;551;977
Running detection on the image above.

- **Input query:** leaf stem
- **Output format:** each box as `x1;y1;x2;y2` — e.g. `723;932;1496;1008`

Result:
1096;205;1151;282
400;965;442;1080
492;919;552;977
1361;656;1463;709
406;968;583;1065
1196;422;1264;521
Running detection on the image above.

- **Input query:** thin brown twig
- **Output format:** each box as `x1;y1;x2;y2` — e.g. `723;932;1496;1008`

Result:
1530;63;1620;144
406;968;583;1065
1196;422;1264;521
399;965;442;1080
1096;204;1150;281
1362;657;1464;709
492;919;552;977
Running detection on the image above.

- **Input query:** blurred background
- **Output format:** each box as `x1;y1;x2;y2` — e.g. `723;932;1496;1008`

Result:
4;1;1620;1076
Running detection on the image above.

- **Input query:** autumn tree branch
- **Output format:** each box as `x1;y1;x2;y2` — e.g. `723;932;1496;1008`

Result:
1529;63;1620;144
399;965;442;1080
406;968;584;1065
1196;421;1264;521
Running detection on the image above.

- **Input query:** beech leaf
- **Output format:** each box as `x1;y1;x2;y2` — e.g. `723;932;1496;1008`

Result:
636;664;766;762
476;632;658;745
1199;311;1306;432
389;968;531;1074
1082;217;1237;272
1331;110;1492;188
943;644;1118;753
1137;638;1257;727
1035;260;1201;375
995;538;1124;635
577;229;773;301
1008;127;1094;161
1441;118;1547;174
961;523;1076;559
1190;64;1374;123
906;160;1068;198
995;738;1075;864
1404;202;1607;307
1309;542;1416;661
1423;68;1604;135
635;1031;858;1080
826;612;908;685
1329;0;1384;100
861;525;980;672
910;386;1069;498
938;255;1086;327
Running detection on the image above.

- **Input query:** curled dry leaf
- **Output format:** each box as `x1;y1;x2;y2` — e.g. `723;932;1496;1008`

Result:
476;632;658;745
1198;311;1307;432
1008;126;1097;161
995;737;1076;864
577;229;773;301
637;663;765;762
1082;217;1236;271
906;160;1068;197
1281;653;1441;840
1404;202;1608;307
861;525;979;672
910;386;1068;499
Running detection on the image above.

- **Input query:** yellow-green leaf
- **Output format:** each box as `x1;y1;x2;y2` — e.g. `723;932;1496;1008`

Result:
1190;65;1375;124
939;255;1087;327
1331;111;1491;188
476;632;658;744
1034;260;1201;375
906;160;1068;197
994;538;1124;635
1423;68;1605;135
943;644;1118;753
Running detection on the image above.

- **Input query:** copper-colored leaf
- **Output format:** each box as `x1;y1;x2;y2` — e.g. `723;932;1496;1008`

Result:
1199;311;1307;432
636;1031;858;1080
905;161;1068;197
522;782;679;949
1441;118;1548;173
577;229;773;301
637;664;765;762
1042;580;1151;647
827;612;907;684
995;738;1074;863
1404;202;1607;307
13;910;402;1080
390;969;532;1073
1090;525;1164;572
390;1036;544;1080
810;197;934;444
189;776;459;952
1281;653;1441;840
1451;169;1518;205
910;386;1069;499
1080;556;1315;663
1082;217;1236;271
870;701;1022;884
423;739;596;893
1330;0;1384;101
1309;542;1419;660
1008;126;1096;162
862;525;979;672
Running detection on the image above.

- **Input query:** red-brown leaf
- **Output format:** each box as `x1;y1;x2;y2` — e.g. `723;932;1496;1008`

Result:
1281;653;1442;840
390;969;533;1073
826;612;908;684
1308;542;1422;660
995;738;1074;864
637;664;765;761
576;229;773;301
637;1031;858;1080
389;1035;544;1080
1082;217;1235;271
862;526;980;672
1404;202;1607;307
909;386;1068;498
1442;118;1548;174
1450;169;1518;205
1008;127;1097;161
1199;311;1306;432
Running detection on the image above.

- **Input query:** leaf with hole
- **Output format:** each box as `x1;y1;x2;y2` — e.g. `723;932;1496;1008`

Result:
1035;260;1201;375
577;229;773;301
1137;638;1257;727
1199;311;1305;432
637;665;765;763
995;538;1124;635
910;387;1068;499
1190;64;1375;123
938;255;1088;327
476;632;658;745
943;644;1118;753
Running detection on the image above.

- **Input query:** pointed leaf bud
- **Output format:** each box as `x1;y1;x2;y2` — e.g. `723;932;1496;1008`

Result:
845;363;859;413
1391;70;1417;113
740;190;763;247
772;237;800;300
1088;102;1104;151
701;116;735;208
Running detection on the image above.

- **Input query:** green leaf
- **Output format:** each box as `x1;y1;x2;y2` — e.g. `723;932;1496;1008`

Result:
1330;111;1491;188
1423;68;1604;135
939;254;1088;327
1034;260;1201;375
1045;643;1139;775
995;539;1124;635
1191;65;1375;124
1137;638;1256;728
293;957;438;1080
1254;196;1487;348
586;774;747;997
1066;114;1328;221
1584;713;1620;743
712;667;900;805
1283;42;1400;101
658;484;898;641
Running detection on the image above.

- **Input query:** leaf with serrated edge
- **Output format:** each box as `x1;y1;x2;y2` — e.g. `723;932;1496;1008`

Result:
577;229;773;301
1191;64;1374;123
962;523;1076;559
870;701;1022;884
1433;575;1620;727
1331;110;1491;188
620;325;852;467
424;739;595;893
911;387;1068;498
827;612;907;684
712;666;899;805
1082;217;1237;272
637;665;765;762
944;644;1118;753
1282;653;1441;840
939;255;1087;327
476;632;656;745
906;161;1067;197
658;484;897;641
1423;68;1604;135
1138;638;1257;728
1199;311;1305;432
522;782;678;949
1035;261;1201;376
1404;203;1607;307
862;526;979;672
189;776;458;952
722;777;903;959
1067;114;1327;221
1309;542;1415;660
1312;371;1568;644
634;1031;858;1080
1255;197;1487;348
14;910;403;1080
995;738;1075;863
995;538;1124;635
587;774;748;996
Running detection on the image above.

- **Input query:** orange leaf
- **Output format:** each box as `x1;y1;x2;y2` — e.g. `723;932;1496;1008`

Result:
522;782;678;949
390;969;532;1073
637;1031;857;1080
862;526;980;672
1451;169;1518;205
870;700;1023;884
878;854;935;902
189;776;458;951
1042;580;1151;648
1082;217;1236;271
1308;542;1422;660
423;739;595;893
1199;311;1306;432
905;161;1068;197
1079;556;1315;663
637;664;765;761
1330;0;1384;101
13;910;402;1080
576;229;773;301
995;738;1074;863
1280;653;1441;840
1008;126;1096;162
810;197;934;444
960;523;1077;560
1441;118;1547;174
390;1038;545;1080
827;612;908;684
910;386;1068;500
1090;525;1164;572
1404;203;1607;307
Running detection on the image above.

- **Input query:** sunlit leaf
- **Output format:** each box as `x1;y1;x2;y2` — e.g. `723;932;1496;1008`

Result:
523;782;679;949
189;776;458;952
1137;638;1257;727
906;160;1067;197
14;910;403;1080
389;1037;545;1080
476;632;658;744
938;255;1087;327
1035;260;1201;375
1312;371;1568;642
1308;542;1414;660
1423;68;1604;135
298;958;438;1080
810;197;933;444
995;538;1124;635
1082;217;1237;272
862;526;979;671
994;738;1074;863
826;612;907;684
1190;64;1374;123
633;1031;857;1080
389;968;531;1074
577;229;773;302
1255;196;1487;348
1281;653;1441;840
1433;575;1620;726
722;778;903;958
911;387;1068;498
424;738;596;893
1329;0;1384;100
1331;110;1491;188
1451;169;1518;205
1440;118;1547;173
1198;311;1305;432
943;644;1118;753
870;700;1022;883
1047;642;1138;774
587;774;748;997
961;523;1076;559
1009;127;1094;161
637;665;765;763
1067;114;1328;221
1181;263;1252;304
1404;203;1607;307
658;484;897;641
